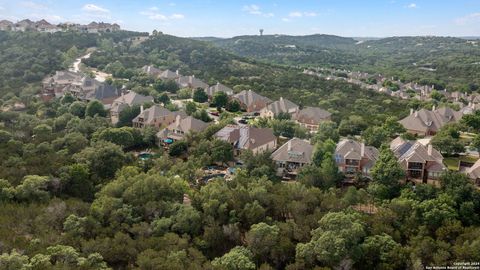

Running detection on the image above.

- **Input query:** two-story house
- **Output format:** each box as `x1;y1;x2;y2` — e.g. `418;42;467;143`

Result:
271;138;313;178
260;97;299;119
132;105;187;129
335;139;379;177
231;90;272;113
294;107;332;132
390;136;445;184
110;91;154;125
157;115;210;143
214;125;277;155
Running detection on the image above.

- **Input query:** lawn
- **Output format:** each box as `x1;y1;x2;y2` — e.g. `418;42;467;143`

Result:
444;155;479;171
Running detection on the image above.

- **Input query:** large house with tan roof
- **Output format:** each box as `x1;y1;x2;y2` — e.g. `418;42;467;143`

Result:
334;139;379;177
214;125;277;155
177;75;209;90
294;107;332;132
157;115;210;143
132;105;187;129
271;138;313;178
110;91;154;124
390;136;445;183
206;83;234;98
260;97;299;118
232;90;272;113
399;106;463;136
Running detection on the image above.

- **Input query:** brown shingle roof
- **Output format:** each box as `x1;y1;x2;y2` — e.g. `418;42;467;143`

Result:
271;138;313;164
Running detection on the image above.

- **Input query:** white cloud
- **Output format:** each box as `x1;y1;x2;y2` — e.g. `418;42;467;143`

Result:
455;12;480;25
21;1;47;10
281;18;291;22
140;8;185;21
168;2;176;6
289;11;303;18
288;11;317;18
406;3;417;9
82;4;110;13
242;4;274;18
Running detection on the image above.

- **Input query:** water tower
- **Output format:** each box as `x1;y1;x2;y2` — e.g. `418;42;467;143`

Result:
259;29;264;36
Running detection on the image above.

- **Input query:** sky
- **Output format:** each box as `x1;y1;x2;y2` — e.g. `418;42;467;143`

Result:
0;0;479;37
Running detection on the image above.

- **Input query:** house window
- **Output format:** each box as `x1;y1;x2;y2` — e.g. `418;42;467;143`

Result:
408;162;423;170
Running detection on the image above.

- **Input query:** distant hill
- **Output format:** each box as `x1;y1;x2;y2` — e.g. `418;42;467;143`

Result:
205;34;480;91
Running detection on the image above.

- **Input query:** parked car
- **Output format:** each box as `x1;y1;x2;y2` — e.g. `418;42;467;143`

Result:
238;119;248;124
209;111;220;116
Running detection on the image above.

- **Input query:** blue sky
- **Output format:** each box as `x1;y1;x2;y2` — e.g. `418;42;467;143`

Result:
0;0;479;37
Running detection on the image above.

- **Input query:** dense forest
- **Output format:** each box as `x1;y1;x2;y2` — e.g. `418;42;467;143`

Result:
208;35;480;92
0;30;479;269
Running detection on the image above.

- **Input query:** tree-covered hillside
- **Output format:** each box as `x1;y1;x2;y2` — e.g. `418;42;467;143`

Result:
84;33;410;124
208;35;480;92
0;30;146;97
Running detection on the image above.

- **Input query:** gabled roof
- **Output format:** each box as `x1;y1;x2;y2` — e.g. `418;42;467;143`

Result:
271;138;313;164
133;105;187;125
467;159;480;180
390;137;444;166
232;90;272;107
159;69;179;80
85;83;120;101
176;75;208;89
141;65;163;76
214;125;276;150
206;83;234;96
52;71;82;83
113;91;154;106
399;107;462;133
111;92;154;113
335;139;379;162
0;20;13;26
168;116;209;133
295;106;332;125
263;97;299;115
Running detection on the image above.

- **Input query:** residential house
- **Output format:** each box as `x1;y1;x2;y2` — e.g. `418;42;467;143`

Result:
35;19;60;33
84;83;121;109
294;106;332;132
466;159;480;187
86;22;120;33
176;75;209;90
260;97;299;118
42;71;83;100
271;138;313;178
390;136;445;184
141;65;163;77
399;106;463;136
335;139;379;177
214;125;277;155
159;69;180;80
0;20;13;31
206;82;234;98
13;19;34;31
110;91;154;124
460;103;480;115
132;105;187;129
231;90;272;113
157;115;210;143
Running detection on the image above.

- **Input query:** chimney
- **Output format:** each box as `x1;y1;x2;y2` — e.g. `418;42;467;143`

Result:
410;108;414;115
432;105;436;111
176;69;179;75
175;114;181;128
217;82;220;86
140;105;144;113
287;140;292;151
360;143;365;157
414;110;418;117
427;144;433;156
